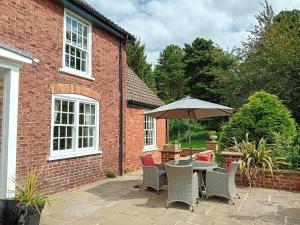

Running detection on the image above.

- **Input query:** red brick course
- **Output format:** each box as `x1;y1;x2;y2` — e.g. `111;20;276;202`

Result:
0;0;126;194
220;152;300;191
125;106;166;171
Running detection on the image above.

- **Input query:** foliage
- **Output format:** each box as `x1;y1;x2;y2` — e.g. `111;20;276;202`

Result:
208;131;217;136
220;91;297;149
14;169;49;212
154;45;185;103
180;141;207;149
126;39;156;92
106;171;117;178
232;6;300;124
227;134;285;187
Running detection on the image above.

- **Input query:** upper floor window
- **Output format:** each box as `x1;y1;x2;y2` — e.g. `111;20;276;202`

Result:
62;10;92;79
144;115;157;151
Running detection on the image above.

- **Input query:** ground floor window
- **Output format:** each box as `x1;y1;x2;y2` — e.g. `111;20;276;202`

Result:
144;115;156;151
50;94;100;160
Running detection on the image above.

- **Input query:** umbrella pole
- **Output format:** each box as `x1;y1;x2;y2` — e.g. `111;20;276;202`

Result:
188;117;192;160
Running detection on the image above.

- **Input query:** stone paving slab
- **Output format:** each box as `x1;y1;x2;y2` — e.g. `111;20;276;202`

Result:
40;171;300;225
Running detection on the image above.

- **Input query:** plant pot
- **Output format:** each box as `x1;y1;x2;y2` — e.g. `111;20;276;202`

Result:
209;135;217;141
163;144;181;151
25;206;43;225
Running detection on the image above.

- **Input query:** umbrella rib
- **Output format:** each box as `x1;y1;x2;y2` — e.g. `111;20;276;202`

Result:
217;109;233;115
156;110;170;119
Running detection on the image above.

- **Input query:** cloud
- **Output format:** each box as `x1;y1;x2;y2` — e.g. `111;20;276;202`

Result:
86;0;300;65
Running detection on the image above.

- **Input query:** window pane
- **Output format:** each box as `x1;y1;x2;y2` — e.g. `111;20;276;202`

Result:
79;103;84;113
70;56;75;68
55;113;61;124
81;60;86;72
85;104;91;114
83;127;88;136
78;23;83;35
83;38;87;50
66;16;71;30
78;138;82;148
79;114;84;125
69;102;74;112
60;126;66;137
85;115;91;125
53;139;59;151
72;19;77;32
62;101;68;112
60;138;66;150
83;26;87;37
76;49;81;58
89;127;94;137
54;126;59;137
66;138;72;149
91;105;95;114
72;32;77;45
82;52;86;60
67;127;72;137
78;35;82;48
70;46;75;56
55;100;61;111
83;137;88;148
65;54;70;67
76;58;81;70
66;31;71;42
79;127;83;137
62;113;68;124
68;114;74;125
91;115;95;125
89;137;93;147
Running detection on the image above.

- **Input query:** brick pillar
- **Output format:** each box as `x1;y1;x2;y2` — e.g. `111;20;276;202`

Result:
219;152;243;168
207;141;219;152
161;149;182;164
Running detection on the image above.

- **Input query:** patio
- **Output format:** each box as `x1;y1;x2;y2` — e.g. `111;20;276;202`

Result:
40;171;300;225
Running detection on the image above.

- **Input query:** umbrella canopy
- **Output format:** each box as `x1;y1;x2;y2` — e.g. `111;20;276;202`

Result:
144;96;234;159
144;96;234;119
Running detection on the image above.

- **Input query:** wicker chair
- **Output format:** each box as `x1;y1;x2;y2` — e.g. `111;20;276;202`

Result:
165;163;199;211
206;161;240;204
140;155;167;194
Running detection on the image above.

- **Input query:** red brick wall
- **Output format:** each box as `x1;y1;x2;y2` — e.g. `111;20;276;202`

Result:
0;0;126;194
220;152;300;191
125;106;166;171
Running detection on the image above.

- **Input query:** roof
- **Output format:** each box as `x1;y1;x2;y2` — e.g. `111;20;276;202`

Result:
126;67;164;108
0;42;32;59
57;0;134;41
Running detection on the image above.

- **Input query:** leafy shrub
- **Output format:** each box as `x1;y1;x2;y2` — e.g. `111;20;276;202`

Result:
14;169;49;212
106;171;117;178
227;134;285;187
220;91;297;149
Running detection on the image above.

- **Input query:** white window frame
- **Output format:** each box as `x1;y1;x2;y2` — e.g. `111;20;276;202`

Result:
49;94;100;160
60;9;93;79
143;114;157;151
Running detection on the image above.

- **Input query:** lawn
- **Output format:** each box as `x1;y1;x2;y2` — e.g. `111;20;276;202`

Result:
180;140;207;149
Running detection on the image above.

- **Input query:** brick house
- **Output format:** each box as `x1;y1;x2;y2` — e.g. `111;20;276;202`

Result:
0;0;166;197
125;68;167;171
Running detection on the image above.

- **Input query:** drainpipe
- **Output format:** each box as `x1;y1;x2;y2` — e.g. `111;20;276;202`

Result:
118;41;124;176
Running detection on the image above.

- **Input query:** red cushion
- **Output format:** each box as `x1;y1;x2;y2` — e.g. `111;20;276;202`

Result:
196;154;211;162
142;155;155;166
227;162;234;172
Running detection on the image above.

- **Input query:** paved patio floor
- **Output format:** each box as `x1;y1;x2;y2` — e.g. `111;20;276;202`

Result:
40;171;300;225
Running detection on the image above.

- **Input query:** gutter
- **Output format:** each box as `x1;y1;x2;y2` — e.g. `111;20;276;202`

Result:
119;41;124;176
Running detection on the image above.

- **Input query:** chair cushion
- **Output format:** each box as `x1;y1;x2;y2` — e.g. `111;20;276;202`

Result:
227;162;234;172
196;154;211;163
142;155;155;166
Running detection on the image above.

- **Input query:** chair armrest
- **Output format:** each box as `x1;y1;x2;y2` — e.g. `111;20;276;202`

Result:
213;167;227;173
155;164;165;170
206;170;229;182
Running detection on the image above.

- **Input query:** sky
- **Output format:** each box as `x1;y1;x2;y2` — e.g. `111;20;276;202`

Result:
86;0;300;65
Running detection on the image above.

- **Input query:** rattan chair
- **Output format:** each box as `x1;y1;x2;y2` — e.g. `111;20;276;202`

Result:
140;155;167;194
206;161;240;204
165;163;199;211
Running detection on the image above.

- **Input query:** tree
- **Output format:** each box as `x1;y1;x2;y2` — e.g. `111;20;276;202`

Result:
126;39;156;91
220;91;297;149
236;9;300;124
154;45;185;102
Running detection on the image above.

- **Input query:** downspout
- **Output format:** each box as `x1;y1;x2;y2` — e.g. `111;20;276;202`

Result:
119;41;124;176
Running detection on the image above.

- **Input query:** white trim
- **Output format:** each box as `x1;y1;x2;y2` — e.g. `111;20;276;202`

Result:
143;114;158;152
49;94;100;160
0;48;32;65
62;9;93;79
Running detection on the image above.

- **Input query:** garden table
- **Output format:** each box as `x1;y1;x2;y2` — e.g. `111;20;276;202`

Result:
166;159;217;196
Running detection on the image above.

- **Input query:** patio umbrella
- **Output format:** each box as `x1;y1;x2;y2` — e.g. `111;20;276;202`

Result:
144;96;234;159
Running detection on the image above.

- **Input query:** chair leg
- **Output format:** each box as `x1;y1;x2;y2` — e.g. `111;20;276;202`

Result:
230;199;235;205
139;184;143;192
156;190;159;195
166;203;169;209
236;193;241;199
190;205;194;212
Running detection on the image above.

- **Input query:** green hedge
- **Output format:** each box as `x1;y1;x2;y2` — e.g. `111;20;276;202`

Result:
220;91;297;148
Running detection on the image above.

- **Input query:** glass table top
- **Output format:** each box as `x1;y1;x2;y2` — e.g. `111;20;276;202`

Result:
166;159;217;171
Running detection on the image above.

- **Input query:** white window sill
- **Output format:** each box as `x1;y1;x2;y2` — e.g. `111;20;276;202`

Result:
48;150;101;161
59;68;95;81
144;146;159;152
